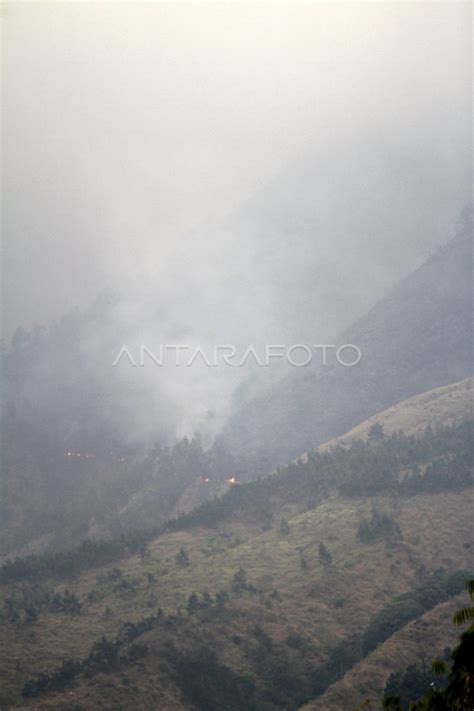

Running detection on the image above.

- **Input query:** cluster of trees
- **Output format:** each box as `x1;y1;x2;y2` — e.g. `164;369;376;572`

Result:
166;420;473;535
170;646;257;711
134;434;239;513
22;636;121;697
310;570;469;699
335;421;473;497
362;570;469;657
0;533;154;585
357;510;402;544
179;572;317;710
165;476;279;534
384;663;448;709
97;567;142;595
20;575;239;700
122;610;165;642
22;658;83;699
299;542;333;570
3;420;471;589
182;588;314;709
187;590;229;614
21;632;146;699
242;624;314;708
401;453;473;495
2;584;81;624
232;567;253;594
47;588;82;615
20;562;298;705
175;547;190;567
186;569;262;615
17;560;471;708
318;542;332;565
382;580;474;710
279;518;290;535
21;608;167;698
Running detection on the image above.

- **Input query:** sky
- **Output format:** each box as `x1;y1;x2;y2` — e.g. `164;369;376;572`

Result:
1;1;472;440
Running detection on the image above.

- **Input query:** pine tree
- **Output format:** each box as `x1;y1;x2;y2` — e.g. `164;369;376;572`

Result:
187;593;200;615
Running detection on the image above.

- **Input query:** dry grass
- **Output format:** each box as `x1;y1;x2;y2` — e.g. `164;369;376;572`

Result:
1;378;472;709
302;594;465;711
321;377;473;449
1;487;472;709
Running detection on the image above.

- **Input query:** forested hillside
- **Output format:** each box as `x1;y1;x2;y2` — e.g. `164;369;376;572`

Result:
0;383;472;710
2;228;471;561
3;6;471;710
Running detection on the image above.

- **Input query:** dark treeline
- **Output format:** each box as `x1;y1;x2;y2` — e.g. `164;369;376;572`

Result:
310;569;470;699
384;663;449;710
357;510;402;544
168;419;473;532
2;419;472;586
2;584;81;624
0;535;156;585
119;432;241;528
21;606;171;698
20;582;246;703
382;579;474;710
19;568;470;710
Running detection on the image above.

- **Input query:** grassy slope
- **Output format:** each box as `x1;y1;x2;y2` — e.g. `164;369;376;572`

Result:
301;593;465;711
2;489;472;709
293;377;472;468
0;379;472;709
319;377;473;450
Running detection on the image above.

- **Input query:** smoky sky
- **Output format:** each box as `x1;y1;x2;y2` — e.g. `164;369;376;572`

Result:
1;2;472;441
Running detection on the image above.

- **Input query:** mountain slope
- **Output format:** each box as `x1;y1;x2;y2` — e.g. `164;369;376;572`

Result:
222;229;472;474
317;376;473;452
4;490;471;711
1;382;472;710
300;593;465;711
2;223;471;559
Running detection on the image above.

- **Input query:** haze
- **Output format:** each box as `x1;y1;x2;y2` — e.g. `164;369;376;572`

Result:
1;1;471;440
